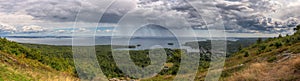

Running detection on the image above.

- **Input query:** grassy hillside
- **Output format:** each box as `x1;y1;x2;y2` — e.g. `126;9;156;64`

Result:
0;38;78;81
219;25;300;81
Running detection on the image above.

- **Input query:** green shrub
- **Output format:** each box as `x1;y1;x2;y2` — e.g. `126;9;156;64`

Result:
244;52;249;57
267;56;277;62
274;42;282;48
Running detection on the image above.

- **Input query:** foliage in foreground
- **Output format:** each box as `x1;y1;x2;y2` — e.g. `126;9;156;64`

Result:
0;38;78;81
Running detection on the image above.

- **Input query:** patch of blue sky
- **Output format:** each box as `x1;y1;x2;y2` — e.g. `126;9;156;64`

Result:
53;27;114;31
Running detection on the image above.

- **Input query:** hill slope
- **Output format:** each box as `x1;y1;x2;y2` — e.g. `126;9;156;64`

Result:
0;38;78;81
220;25;300;81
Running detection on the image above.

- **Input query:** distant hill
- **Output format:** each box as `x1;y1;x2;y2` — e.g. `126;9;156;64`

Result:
184;38;261;56
0;38;78;81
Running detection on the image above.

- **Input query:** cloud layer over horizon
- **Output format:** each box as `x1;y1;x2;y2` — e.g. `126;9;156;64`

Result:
0;0;299;36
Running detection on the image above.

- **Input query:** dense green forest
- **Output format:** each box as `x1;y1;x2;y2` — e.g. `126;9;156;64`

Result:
21;44;211;79
20;39;257;79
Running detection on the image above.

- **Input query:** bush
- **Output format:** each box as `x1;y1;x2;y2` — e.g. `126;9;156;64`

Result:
274;42;282;48
244;52;249;57
259;45;266;51
257;38;262;44
267;56;277;62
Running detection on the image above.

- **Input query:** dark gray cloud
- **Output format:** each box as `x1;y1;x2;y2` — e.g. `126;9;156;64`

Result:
25;0;80;22
214;0;299;33
0;0;136;23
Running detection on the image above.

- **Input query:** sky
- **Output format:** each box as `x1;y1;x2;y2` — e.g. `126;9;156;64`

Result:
0;0;299;37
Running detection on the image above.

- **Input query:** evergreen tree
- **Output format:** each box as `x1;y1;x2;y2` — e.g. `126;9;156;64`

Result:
244;52;249;57
294;25;300;31
238;44;242;51
278;34;282;38
294;25;300;34
257;38;262;44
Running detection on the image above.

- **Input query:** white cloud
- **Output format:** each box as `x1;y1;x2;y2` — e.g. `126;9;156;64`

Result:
0;22;16;34
97;30;102;32
0;13;38;25
56;30;66;33
72;28;91;33
77;28;87;32
21;25;46;33
210;0;300;34
104;29;112;33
